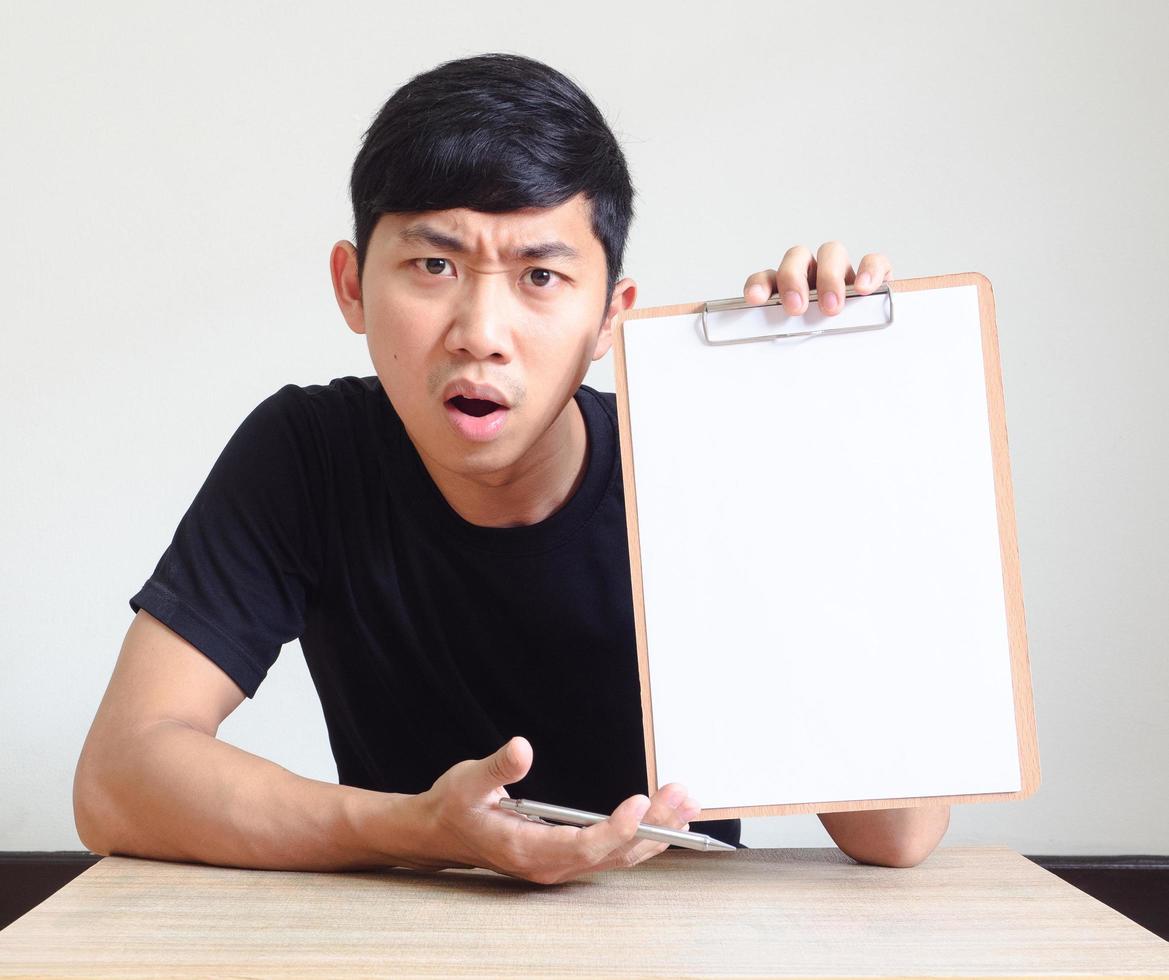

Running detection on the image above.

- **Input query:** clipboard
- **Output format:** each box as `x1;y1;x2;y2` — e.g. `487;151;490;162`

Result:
611;273;1040;820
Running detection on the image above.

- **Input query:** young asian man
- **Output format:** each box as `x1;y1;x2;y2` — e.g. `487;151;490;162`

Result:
74;52;947;886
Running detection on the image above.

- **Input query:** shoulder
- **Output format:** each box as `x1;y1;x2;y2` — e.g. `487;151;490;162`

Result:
258;375;389;436
577;384;618;421
268;374;383;412
223;376;391;487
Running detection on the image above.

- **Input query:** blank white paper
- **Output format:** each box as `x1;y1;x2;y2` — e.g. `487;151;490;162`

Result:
621;285;1021;808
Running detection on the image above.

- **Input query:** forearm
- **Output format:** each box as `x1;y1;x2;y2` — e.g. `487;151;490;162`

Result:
818;804;950;868
74;719;432;872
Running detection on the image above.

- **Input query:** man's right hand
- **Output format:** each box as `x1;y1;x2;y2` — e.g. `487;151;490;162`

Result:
409;736;701;885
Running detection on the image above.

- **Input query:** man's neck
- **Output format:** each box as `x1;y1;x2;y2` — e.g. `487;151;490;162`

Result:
416;394;589;528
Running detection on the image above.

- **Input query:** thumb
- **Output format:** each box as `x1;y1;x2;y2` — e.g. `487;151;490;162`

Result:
475;735;532;794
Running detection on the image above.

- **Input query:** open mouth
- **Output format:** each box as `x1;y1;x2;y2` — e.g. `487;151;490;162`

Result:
447;395;505;417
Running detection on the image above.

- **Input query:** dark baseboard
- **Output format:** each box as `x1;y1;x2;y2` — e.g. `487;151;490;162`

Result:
1;852;103;934
1024;855;1169;942
1;852;1166;941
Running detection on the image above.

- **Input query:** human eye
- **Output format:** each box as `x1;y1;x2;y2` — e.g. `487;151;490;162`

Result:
416;257;456;277
523;267;564;289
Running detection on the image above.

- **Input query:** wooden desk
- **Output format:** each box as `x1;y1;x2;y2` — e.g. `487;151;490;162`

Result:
1;845;1167;978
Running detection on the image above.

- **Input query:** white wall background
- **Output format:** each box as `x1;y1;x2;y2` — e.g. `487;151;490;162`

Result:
2;0;1166;854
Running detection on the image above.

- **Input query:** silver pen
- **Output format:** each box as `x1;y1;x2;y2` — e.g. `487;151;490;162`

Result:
498;797;737;851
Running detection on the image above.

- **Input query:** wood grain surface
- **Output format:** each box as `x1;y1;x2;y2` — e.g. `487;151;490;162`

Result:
1;846;1167;978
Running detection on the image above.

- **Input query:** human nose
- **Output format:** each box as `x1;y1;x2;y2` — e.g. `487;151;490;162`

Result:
443;273;515;363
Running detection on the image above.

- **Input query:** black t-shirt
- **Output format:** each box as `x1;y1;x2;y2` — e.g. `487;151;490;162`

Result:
129;375;742;848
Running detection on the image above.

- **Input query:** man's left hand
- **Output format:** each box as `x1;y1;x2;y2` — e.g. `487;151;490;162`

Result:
742;242;892;315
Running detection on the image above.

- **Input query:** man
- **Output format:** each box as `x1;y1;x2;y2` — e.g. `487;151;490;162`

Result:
74;53;948;886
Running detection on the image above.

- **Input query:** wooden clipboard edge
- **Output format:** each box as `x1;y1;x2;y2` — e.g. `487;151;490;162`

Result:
612;273;1041;821
611;306;659;800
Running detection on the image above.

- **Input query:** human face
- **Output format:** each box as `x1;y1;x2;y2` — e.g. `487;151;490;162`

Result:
332;192;635;482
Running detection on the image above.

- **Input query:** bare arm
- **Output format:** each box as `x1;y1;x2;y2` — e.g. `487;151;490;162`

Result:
73;610;434;872
74;611;696;883
818;805;951;868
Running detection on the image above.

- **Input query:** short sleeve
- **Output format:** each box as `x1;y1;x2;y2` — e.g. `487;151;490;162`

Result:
129;384;326;698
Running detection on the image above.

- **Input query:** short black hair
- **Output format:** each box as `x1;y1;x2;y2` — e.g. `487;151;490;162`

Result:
349;52;635;307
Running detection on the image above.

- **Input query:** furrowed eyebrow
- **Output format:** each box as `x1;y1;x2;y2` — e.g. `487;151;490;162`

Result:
397;223;580;263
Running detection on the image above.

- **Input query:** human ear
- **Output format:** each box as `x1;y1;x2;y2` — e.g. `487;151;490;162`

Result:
330;240;366;336
592;277;637;361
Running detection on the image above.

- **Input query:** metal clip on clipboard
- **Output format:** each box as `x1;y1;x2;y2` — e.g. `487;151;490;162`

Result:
700;283;895;346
